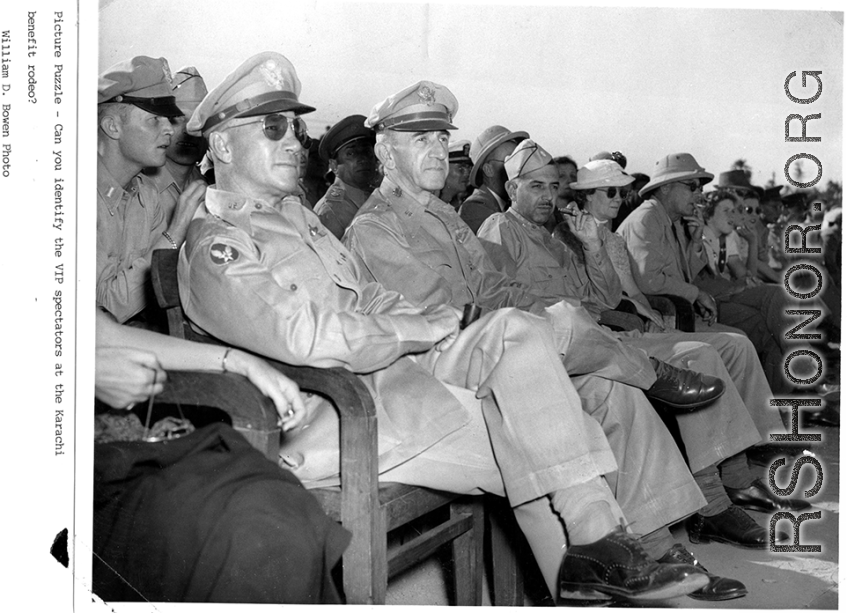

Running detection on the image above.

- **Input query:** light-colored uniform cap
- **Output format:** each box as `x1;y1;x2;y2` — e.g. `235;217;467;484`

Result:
639;152;714;197
172;66;208;117
570;160;634;190
469;125;529;187
98;56;182;117
187;51;315;137
504;139;553;181
365;80;458;132
448;139;472;163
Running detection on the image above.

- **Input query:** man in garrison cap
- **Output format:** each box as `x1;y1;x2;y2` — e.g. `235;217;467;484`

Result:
97;56;206;325
342;81;755;604
438;139;473;210
143;66;210;225
458;124;528;233
178;62;710;605
476;145;800;583
313;114;378;239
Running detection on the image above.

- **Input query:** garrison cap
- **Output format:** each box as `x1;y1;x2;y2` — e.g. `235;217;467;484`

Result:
172;66;208;116
98;56;183;117
187;51;316;137
448;139;472;163
319;114;375;162
504;139;553;181
365;80;458;132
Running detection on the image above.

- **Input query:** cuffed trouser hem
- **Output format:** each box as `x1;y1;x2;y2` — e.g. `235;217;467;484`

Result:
507;449;618;508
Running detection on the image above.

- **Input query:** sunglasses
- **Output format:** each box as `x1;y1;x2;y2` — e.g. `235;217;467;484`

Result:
743;206;760;215
229;114;311;147
680;181;702;192
596;186;630;199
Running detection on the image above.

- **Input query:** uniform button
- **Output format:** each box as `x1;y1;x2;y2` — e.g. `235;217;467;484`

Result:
255;203;262;209
290;284;297;291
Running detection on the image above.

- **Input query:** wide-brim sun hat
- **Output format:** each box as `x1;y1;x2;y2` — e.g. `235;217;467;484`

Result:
570;159;634;190
469;125;529;187
639;152;714;197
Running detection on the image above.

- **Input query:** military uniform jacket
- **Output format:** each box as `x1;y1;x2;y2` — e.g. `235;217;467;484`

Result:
314;177;371;240
178;187;469;482
346;178;554;315
97;156;166;323
143;162;205;226
615;198;707;303
459;186;507;234
477;208;623;319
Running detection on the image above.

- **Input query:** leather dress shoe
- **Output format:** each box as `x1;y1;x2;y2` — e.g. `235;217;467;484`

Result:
727;477;812;513
645;358;725;410
686;505;789;549
558;527;709;604
659;543;747;601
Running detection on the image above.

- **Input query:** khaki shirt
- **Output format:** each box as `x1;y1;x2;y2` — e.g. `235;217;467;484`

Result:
143;162;204;225
178;186;470;481
96;156;165;323
477;208;622;319
314;177;371;240
346;178;552;315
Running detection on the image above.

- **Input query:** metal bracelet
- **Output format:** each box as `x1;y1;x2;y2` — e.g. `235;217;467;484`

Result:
162;230;178;250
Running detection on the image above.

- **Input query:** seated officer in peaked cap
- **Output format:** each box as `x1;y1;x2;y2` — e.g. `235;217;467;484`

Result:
438;139;473;211
459;124;528;233
342;80;748;602
177;58;710;605
143;66;210;225
97;56;206;325
313;114;378;239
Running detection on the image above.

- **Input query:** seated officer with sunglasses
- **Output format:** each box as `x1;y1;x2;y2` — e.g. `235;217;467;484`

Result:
178;53;717;606
617;153;808;396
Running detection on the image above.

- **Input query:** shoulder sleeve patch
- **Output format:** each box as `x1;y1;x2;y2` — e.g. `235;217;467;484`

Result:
210;243;240;265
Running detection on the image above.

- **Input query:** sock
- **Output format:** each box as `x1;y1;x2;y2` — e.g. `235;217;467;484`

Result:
639;527;675;560
719;453;756;489
550;477;625;546
693;465;732;517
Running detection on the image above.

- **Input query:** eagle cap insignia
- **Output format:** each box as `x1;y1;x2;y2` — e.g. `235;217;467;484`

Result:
418;84;436;106
210;243;239;265
260;60;287;91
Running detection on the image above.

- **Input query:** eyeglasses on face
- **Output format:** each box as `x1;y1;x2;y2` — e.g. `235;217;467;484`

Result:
596;186;630;199
680;181;702;192
743;205;760;215
228;114;311;148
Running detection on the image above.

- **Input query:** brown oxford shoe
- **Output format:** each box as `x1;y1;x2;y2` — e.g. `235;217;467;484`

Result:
558;527;709;604
658;543;747;601
726;477;812;513
645;358;726;411
686;505;789;549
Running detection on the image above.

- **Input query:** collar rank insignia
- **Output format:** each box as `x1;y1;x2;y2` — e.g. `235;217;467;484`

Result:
210;243;239;265
392;186;403;198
